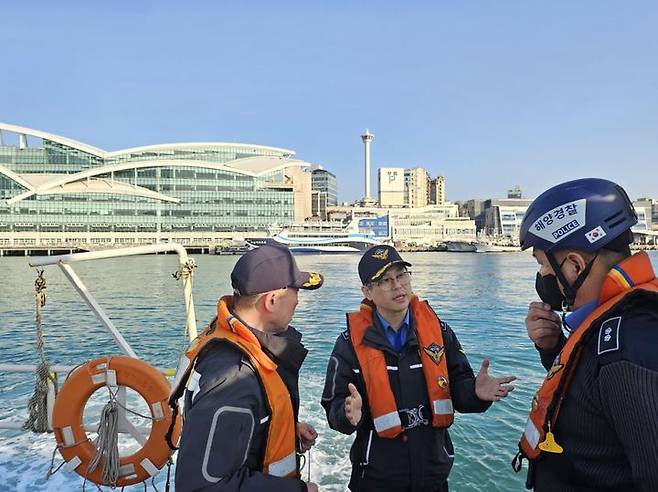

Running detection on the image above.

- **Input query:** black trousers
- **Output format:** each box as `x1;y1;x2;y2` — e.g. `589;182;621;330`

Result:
349;480;449;492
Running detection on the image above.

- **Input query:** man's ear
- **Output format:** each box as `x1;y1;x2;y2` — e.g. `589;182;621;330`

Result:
361;284;372;301
260;291;277;313
565;251;588;275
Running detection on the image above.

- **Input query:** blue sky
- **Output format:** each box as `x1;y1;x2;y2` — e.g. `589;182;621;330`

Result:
2;1;658;202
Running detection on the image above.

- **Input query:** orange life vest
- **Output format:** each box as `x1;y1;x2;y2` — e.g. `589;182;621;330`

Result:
170;296;298;478
348;296;454;438
519;252;658;461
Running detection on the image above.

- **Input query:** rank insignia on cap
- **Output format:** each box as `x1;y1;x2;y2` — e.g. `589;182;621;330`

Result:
598;316;621;355
303;272;322;287
424;343;445;366
371;248;389;260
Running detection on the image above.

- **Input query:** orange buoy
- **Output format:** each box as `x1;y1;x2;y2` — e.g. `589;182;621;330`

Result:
52;355;181;487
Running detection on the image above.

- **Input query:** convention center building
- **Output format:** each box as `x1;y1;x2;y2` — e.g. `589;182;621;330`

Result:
0;123;313;248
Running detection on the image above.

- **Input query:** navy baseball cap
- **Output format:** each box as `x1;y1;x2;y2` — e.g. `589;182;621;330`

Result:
358;245;412;285
231;245;323;296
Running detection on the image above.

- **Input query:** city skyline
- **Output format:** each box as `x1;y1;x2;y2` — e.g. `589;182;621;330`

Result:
2;2;658;202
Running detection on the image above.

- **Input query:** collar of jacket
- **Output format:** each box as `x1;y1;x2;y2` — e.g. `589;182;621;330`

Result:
361;302;419;355
598;251;656;304
224;296;308;373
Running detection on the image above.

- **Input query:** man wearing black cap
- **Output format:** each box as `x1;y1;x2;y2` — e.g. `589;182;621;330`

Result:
321;245;515;491
171;245;323;492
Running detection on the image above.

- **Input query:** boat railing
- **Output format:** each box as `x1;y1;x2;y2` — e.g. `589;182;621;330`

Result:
0;243;198;434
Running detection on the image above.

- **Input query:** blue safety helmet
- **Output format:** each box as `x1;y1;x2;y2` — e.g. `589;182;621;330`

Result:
520;178;637;253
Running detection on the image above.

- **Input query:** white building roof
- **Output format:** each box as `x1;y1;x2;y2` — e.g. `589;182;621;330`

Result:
0;122;295;159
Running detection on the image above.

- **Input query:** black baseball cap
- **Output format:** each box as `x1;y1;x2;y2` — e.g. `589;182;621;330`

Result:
358;245;412;285
231;245;323;296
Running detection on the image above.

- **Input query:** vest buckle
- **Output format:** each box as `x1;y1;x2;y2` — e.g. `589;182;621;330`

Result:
399;404;429;430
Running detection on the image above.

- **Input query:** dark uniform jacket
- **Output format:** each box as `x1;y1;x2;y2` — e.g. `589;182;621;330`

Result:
175;320;309;492
321;311;490;492
533;292;658;492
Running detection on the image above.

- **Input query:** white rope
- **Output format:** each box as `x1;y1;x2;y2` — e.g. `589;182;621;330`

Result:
87;397;120;486
23;270;53;433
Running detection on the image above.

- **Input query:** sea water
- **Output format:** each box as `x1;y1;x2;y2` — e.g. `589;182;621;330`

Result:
2;251;654;491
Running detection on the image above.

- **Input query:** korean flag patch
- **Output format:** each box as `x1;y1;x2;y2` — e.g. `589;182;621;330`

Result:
585;226;607;244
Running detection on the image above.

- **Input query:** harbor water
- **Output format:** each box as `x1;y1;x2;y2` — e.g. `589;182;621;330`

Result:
2;251;655;491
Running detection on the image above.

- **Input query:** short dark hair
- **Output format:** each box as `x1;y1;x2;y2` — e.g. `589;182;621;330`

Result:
233;293;264;309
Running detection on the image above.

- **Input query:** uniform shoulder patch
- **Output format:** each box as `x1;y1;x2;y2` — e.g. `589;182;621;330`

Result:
341;329;350;341
598;316;622;355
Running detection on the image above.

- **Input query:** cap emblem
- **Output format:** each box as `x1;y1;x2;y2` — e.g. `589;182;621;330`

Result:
372;248;389;260
302;272;322;288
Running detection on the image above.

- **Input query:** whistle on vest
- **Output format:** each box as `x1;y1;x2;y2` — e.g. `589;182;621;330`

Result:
538;421;563;454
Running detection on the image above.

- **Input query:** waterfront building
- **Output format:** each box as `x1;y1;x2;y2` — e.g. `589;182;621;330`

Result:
311;167;337;206
378;167;405;207
311;191;328;220
632;199;653;232
459;199;487;232
404;167;430;208
310;167;337;220
0;123;316;248
328;203;476;246
482;198;533;237
428;176;446;205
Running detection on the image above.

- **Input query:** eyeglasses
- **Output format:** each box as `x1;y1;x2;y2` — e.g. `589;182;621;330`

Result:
371;271;412;291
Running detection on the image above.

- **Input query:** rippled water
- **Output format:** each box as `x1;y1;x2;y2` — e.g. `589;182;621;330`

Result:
2;251;655;491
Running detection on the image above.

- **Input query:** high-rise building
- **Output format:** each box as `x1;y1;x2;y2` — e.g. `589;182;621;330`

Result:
429;176;446;205
378;167;405;207
404;167;430;208
311;167;337;206
507;185;523;199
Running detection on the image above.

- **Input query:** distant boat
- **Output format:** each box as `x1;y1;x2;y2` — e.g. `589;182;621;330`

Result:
246;219;385;254
214;244;250;255
444;240;477;253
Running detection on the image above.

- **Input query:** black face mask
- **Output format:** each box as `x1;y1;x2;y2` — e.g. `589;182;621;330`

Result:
535;273;566;311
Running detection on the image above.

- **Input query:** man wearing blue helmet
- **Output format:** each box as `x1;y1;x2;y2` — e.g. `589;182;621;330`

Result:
512;178;658;491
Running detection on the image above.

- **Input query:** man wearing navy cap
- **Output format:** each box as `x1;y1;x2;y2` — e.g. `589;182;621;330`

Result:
321;245;515;491
172;245;323;492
